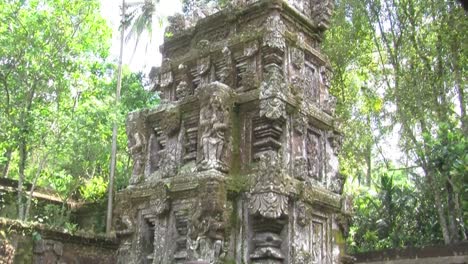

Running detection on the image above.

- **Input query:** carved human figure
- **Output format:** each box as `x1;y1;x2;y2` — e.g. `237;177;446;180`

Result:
220;47;234;86
129;132;146;185
199;95;228;170
306;132;320;180
126;111;149;186
188;193;225;263
312;223;323;263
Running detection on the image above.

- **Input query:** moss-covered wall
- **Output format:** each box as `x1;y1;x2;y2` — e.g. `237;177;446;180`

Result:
0;218;117;264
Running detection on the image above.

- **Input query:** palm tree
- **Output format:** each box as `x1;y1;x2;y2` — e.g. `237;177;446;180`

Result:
106;0;160;236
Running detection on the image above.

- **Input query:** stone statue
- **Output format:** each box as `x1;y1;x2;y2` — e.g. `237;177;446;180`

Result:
126;111;149;186
198;87;230;171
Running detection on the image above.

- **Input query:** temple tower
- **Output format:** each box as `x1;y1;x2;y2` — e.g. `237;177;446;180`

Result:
114;0;351;263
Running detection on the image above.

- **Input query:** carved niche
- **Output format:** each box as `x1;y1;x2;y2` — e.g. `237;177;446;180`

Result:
293;202;331;264
197;82;233;172
126;110;150;186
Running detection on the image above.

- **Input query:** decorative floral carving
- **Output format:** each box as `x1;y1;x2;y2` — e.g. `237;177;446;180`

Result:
263;15;286;49
260;66;287;120
250;192;288;219
250;152;288;219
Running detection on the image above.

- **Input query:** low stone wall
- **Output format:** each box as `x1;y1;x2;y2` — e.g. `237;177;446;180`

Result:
0;218;118;264
354;242;468;264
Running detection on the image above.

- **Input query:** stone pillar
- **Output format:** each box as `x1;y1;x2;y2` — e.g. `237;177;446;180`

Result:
114;0;349;263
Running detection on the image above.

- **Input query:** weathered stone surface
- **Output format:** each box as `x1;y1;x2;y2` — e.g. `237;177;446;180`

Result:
116;0;347;263
0;218;117;264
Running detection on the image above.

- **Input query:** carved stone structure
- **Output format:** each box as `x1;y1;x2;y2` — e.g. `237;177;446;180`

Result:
115;0;350;263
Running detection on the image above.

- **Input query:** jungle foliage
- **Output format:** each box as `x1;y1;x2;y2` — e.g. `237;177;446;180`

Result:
324;0;467;251
0;0;157;223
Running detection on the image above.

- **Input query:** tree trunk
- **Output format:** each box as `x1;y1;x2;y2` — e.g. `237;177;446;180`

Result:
446;173;460;243
1;149;12;178
454;192;467;240
17;140;27;220
106;0;126;235
24;156;47;221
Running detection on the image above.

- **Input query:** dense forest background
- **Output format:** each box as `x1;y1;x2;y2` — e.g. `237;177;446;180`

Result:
0;0;466;253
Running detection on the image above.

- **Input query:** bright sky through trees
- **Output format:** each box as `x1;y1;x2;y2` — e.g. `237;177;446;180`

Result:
100;0;182;72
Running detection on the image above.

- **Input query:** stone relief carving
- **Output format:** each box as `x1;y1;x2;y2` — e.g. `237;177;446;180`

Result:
250;231;285;263
197;82;232;172
176;64;193;101
187;181;226;262
263;15;286;49
238;42;259;91
158;59;174;102
306;130;321;181
294;201;312;263
320;66;337;114
126;110;149;186
184;0;220;27
311;0;334;30
150;106;181;180
219;46;234;86
149;66;160;92
312;222;324;263
291;47;305;70
182;108;200;164
250;152;288;219
260;66;287;120
292;114;307;181
166;13;186;37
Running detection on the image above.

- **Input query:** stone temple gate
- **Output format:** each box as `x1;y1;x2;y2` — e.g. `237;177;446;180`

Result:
114;0;352;263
